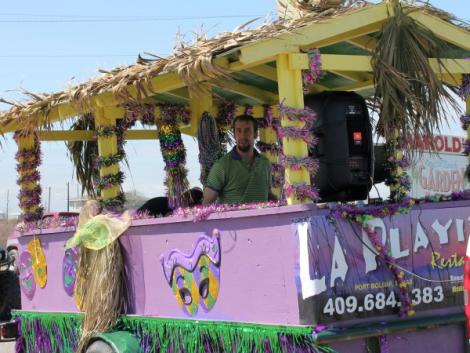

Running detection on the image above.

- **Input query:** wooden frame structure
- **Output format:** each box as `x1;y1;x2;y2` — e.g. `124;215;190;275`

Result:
0;1;469;212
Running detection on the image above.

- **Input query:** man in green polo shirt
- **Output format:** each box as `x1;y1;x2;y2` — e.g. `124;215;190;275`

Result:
203;114;276;205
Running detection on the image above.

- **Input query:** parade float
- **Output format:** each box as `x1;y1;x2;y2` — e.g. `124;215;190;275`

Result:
0;0;469;352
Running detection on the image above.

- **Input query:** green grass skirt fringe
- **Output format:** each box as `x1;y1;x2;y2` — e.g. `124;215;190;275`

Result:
12;311;338;353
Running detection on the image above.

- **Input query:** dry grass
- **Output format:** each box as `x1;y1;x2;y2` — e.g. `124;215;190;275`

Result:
0;221;16;247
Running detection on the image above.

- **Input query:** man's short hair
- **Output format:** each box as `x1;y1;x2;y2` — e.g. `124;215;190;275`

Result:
232;114;258;134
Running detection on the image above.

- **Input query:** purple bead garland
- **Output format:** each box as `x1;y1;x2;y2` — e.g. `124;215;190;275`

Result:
284;183;319;201
461;114;470;130
302;48;322;92
277;126;317;145
272;163;285;189
244;104;253;116
277;104;319;202
14;131;43;222
459;74;470;99
279;153;319;174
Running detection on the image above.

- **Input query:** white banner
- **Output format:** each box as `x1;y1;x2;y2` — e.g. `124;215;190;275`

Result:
407;134;468;198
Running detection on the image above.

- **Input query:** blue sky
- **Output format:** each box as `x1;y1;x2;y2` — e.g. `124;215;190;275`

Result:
0;0;468;215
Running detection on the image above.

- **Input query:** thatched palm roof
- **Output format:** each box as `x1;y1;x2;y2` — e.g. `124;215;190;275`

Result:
0;0;468;134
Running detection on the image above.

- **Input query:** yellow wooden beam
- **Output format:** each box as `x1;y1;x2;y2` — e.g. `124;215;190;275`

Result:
125;130;159;140
39;130;94;141
165;87;191;101
410;11;470;51
0;105;70;134
330;79;374;92
321;55;470;74
346;35;377;52
216;81;279;104
437;73;462;86
244;65;277;81
37;130;160;141
237;3;389;67
331;70;372;82
11;71;184;132
305;83;330;94
321;54;372;72
429;59;470;74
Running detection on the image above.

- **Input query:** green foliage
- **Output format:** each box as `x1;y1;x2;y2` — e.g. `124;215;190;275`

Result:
372;1;460;150
66;114;99;198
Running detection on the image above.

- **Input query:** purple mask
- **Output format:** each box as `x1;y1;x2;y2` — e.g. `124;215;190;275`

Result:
19;251;36;300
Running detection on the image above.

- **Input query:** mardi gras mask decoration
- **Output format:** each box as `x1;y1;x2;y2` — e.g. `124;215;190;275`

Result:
63;247;79;296
74;267;85;312
27;238;47;288
19;251;36;300
161;229;221;316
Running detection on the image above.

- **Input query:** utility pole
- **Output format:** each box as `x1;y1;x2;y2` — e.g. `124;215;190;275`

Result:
67;182;70;212
6;189;9;220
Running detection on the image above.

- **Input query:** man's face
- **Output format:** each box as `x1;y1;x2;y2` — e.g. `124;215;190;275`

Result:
234;120;257;153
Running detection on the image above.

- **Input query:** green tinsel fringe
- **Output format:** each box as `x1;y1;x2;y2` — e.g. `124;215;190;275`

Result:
13;311;83;353
13;311;338;353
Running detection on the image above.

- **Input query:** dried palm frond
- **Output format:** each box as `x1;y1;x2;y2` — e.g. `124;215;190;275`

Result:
372;1;461;153
66;114;99;198
402;0;469;30
278;0;345;15
75;241;125;353
5;0;466;131
0;3;371;129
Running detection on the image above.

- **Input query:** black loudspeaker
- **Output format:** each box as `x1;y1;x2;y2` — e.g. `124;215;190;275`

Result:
373;144;387;185
305;91;374;202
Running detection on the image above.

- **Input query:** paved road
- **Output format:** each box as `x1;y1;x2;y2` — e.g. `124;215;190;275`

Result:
0;341;15;353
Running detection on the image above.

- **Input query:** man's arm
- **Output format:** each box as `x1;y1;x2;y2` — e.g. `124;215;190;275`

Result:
203;187;219;206
268;191;278;201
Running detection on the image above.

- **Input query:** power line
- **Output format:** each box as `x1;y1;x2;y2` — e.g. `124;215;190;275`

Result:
0;14;262;23
0;54;140;58
0;12;261;18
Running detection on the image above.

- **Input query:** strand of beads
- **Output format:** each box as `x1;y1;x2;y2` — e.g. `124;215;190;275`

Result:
278;105;319;202
302;48;323;92
257;105;284;199
460;74;470;182
95;125;125;211
216;101;235;152
330;199;416;317
15;132;43;222
384;138;411;202
158;105;191;209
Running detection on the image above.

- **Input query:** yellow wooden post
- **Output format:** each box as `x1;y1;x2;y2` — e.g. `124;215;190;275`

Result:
16;133;43;220
182;85;213;137
259;108;282;198
276;53;311;205
94;106;121;203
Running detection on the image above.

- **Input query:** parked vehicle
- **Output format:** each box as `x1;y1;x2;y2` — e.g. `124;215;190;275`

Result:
0;244;21;343
1;1;469;352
